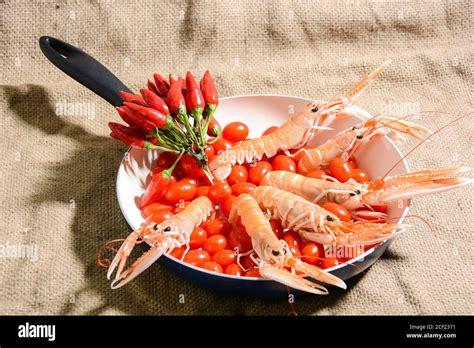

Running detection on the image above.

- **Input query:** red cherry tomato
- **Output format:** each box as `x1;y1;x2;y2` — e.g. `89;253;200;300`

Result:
231;182;256;195
213;138;233;155
179;154;205;178
320;257;339;269
271;155;296;172
244;269;262;278
189;227;207;249
195;186;210;197
283;230;302;250
248;161;273;185
202;219;233;236
262;126;278;136
204;145;215;159
228;226;252;253
306;169;326;179
322;202;352;222
290;145;312;164
156;152;178;167
145;210;173;224
179;177;198;187
301;242;324;266
165;179;197;204
240;255;256;270
227;165;248;186
329;157;353;182
173;201;191;213
348;155;357;168
183;249;210;266
211;249;236;267
225;263;243;276
222;122;249;142
351;168;370;183
203;235;227;255
200;261;223;273
221;195;237;218
269;219;284;239
208;181;232;204
141;202;173;218
169;246;185;259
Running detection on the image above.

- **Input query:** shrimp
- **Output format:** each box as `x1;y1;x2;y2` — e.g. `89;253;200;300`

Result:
229;194;346;294
209;61;392;181
250;186;406;245
107;196;214;289
261;167;473;214
297;116;432;175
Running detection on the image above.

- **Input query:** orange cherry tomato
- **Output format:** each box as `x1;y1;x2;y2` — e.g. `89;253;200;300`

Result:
145;210;173;224
183;249;210;266
351;168;370;183
320;257;339;269
306;169;326;179
329;157;353;182
156;152;178;168
227;165;248;186
165;179;197;204
348;155;357;168
228;226;252;253
189;227;207;249
322;202;352;222
169;245;185;259
222;122;249;142
211;249;236;267
301;242;324;266
231;182;256;195
204;145;215;159
195;186;210;197
221;195;237;218
271;155;296;172
225;263;243;276
269;219;284;239
283;230;302;250
202;219;232;236
244;269;262;278
203;235;227;255
213;137;233;155
200;261;223;273
290;146;312;164
262;126;278;136
248;161;273;185
141;202;173;218
208;180;232;204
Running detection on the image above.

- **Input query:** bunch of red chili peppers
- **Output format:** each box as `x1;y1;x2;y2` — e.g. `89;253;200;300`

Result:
109;70;220;191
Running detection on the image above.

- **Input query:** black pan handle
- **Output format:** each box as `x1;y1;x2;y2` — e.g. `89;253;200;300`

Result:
39;36;131;106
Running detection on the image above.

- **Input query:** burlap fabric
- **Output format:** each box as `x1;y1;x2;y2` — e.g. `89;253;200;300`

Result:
1;0;472;315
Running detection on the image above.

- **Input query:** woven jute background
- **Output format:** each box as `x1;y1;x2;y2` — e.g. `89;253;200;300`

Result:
1;0;472;315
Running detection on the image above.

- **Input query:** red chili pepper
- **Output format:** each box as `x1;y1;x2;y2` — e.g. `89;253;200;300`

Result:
140;89;170;116
147;80;160;96
122;106;155;132
207;117;221;137
200;70;219;106
169;74;178;85
124;102;173;129
108;122;145;148
115;106;138;127
167;79;186;116
185;71;204;114
153;73;170;97
119;91;146;105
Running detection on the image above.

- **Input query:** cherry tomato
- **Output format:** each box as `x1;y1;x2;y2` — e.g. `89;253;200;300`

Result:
322;202;352;222
225;263;243;276
269;219;284;239
180;177;198;187
364;243;380;251
202;219;232;236
371;204;388;213
204;145;215;159
179;154;205;178
203;235;227;255
211;249;236;267
231;182;256;195
283;230;302;250
248;161;273;185
213;137;233;155
351;168;370;183
221;195;237;218
306;169;326;179
301;242;324;266
227;165;248;186
320;257;339;269
208;181;232;204
200;261;223;273
183;250;211;266
141;202;173;218
195;186;210;197
228;226;252;253
271;155;296;172
165;179;197;204
262;126;278;136
222;122;249;142
173;201;191;213
244;269;262;278
145;210;173;224
290;145;312;164
189;227;207;249
329;157;353;182
156;152;178;168
169;246;185;259
240;255;256;269
348;155;357;168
